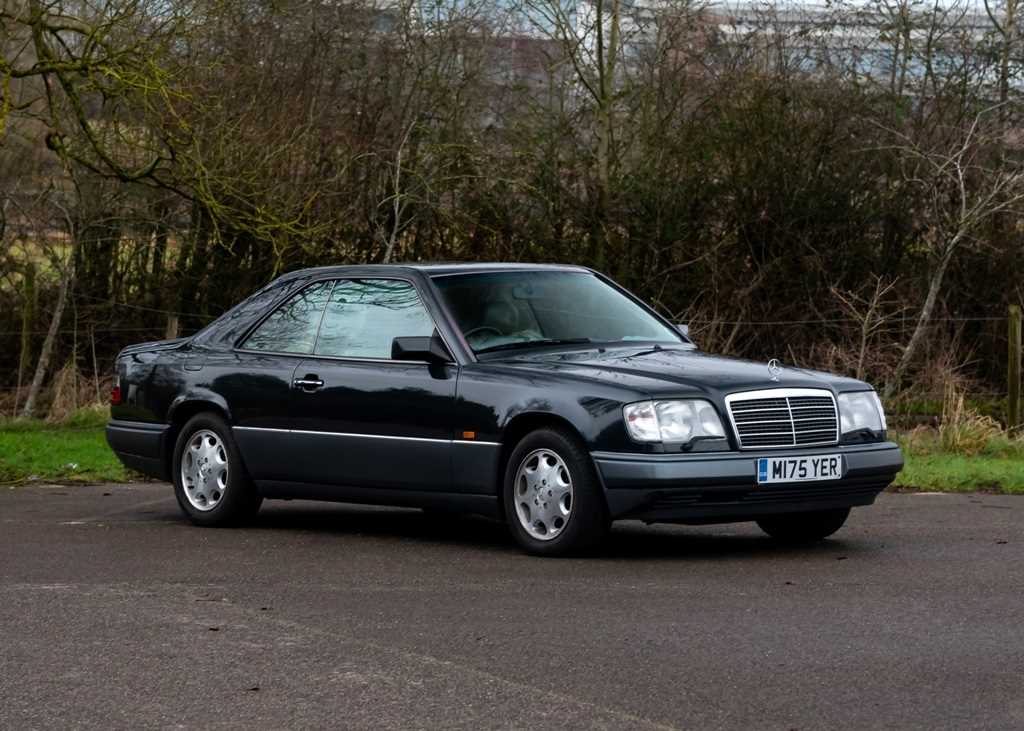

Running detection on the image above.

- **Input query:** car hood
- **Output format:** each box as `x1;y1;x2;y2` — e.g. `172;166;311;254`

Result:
487;345;868;398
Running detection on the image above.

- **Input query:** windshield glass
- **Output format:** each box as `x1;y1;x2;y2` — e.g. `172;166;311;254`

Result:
432;270;684;354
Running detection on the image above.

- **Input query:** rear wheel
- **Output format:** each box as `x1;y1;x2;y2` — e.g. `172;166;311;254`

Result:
756;508;850;543
502;427;609;556
172;413;261;526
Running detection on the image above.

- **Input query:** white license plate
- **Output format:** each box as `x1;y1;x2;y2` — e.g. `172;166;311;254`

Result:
756;455;843;484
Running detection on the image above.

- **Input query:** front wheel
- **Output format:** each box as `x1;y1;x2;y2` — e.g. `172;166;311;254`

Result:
172;413;262;526
756;508;850;543
502;428;609;556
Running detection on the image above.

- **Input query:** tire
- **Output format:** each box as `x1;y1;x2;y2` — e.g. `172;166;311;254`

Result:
502;427;609;556
756;508;850;543
171;412;262;526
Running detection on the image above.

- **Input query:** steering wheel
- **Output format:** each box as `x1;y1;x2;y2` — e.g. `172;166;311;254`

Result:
464;325;504;339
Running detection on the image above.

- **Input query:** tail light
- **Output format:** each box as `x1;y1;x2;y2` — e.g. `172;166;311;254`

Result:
110;374;123;406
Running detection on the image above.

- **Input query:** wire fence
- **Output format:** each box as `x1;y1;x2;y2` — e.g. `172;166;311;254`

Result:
693;316;1010;326
1;309;1016;405
0;314;1011;337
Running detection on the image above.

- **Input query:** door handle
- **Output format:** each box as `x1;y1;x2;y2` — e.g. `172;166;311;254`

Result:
293;375;325;392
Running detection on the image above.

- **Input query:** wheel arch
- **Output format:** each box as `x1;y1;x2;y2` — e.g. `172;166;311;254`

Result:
496;412;604;519
164;396;232;477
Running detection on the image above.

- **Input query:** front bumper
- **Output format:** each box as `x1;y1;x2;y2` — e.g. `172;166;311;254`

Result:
592;442;903;523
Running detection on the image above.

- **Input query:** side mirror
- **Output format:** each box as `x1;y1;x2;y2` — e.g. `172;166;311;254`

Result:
391;332;452;364
676;323;690;338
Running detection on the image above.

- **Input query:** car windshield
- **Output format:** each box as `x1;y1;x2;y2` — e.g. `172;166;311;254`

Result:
432;270;684;354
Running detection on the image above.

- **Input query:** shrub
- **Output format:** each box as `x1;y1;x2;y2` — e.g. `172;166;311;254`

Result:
896;382;1024;458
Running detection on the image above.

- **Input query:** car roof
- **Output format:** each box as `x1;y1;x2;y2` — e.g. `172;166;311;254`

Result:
407;262;591;276
280;262;591;280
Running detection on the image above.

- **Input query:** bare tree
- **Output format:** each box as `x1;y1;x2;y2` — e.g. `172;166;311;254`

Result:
882;104;1024;396
1;0;187;181
832;276;905;381
519;0;634;269
20;192;76;418
984;0;1021;129
378;122;416;263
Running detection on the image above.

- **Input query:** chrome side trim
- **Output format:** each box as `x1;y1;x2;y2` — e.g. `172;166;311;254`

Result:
107;420;168;433
232;425;499;446
292;428;449;444
232;348;438;366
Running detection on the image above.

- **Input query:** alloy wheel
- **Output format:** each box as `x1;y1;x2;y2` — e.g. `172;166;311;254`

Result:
180;429;229;511
513;448;573;540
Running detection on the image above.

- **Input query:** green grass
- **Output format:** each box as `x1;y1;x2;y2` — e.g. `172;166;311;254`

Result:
0;404;110;432
1;410;1022;493
894;454;1024;494
0;406;131;484
891;427;1024;494
0;427;130;483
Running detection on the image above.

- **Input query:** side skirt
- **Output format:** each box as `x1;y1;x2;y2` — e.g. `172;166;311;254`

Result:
254;480;501;519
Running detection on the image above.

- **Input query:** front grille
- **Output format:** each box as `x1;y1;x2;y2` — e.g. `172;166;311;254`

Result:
726;389;839;449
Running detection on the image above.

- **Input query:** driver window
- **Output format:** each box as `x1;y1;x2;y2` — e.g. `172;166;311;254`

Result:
314;279;435;359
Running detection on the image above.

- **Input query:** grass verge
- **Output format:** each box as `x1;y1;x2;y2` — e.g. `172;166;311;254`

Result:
893;454;1024;494
892;425;1024;494
0;406;131;484
1;411;1022;493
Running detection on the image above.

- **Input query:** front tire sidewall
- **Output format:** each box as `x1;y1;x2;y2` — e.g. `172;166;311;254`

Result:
502;428;608;556
172;413;260;526
756;508;850;543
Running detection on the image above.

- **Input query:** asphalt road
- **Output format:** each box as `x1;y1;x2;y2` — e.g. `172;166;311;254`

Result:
0;484;1021;730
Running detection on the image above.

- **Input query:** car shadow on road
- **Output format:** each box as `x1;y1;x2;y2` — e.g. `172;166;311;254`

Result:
250;503;516;549
244;502;872;561
595;522;870;562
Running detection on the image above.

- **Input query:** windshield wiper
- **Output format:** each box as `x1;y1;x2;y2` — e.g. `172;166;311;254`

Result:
475;338;594;355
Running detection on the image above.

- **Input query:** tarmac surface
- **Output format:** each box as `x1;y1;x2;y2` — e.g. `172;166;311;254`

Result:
1;483;1022;729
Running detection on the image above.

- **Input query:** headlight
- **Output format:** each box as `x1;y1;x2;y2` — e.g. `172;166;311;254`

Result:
838;391;885;435
623;399;726;443
870;391;887;431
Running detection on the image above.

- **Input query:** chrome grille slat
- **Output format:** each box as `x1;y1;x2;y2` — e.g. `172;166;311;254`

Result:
725;388;839;450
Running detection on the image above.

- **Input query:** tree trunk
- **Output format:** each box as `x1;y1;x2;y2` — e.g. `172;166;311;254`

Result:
17;263;36;402
151;204;169;317
179;201;209;321
998;0;1016;131
21;261;74;418
591;0;619;273
885;248;953;398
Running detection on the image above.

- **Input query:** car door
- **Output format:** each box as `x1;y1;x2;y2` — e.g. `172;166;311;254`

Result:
222;280;333;481
287;277;457;491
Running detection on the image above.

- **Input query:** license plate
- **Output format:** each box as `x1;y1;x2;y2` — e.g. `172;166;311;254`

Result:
756;455;843;484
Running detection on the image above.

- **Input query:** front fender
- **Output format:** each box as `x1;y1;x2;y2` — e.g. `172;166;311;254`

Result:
454;365;643;451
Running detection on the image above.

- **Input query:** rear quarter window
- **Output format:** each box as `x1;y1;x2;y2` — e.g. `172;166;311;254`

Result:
193;276;312;347
240;281;334;354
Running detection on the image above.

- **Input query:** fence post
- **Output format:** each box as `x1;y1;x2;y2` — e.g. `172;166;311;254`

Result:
165;313;180;340
1009;304;1022;433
